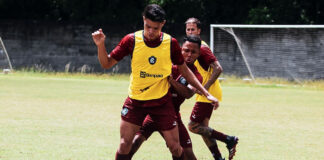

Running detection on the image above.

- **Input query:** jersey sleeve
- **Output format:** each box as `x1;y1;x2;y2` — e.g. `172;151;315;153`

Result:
171;38;184;65
197;45;218;70
171;65;180;79
200;45;217;64
109;33;135;61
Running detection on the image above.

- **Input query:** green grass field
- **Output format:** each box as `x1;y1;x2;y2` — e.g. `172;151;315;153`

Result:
1;72;324;160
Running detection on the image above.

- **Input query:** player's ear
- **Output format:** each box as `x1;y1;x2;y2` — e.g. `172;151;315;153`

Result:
197;28;201;35
160;20;166;27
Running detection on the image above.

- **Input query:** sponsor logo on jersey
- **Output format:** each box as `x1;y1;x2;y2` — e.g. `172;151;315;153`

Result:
172;121;177;126
148;56;157;65
140;71;163;78
191;114;196;119
140;86;150;92
187;139;191;144
121;107;129;116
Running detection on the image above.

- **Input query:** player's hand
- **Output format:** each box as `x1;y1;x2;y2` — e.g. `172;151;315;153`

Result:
168;75;173;82
213;103;219;110
92;28;106;46
206;95;219;109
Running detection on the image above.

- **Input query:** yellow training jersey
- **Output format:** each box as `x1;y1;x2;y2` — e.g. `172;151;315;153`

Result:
128;30;172;100
194;40;222;102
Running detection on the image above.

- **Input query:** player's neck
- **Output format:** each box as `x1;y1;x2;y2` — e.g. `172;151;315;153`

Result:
143;32;163;48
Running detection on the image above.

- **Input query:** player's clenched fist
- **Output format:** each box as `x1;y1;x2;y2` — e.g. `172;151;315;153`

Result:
92;28;106;46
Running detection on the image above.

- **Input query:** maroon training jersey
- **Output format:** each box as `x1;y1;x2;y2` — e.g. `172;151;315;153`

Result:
197;44;218;71
112;32;184;107
170;64;202;112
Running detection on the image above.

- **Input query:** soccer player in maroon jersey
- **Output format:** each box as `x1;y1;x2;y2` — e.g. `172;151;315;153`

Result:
92;5;219;160
127;35;203;160
185;17;239;160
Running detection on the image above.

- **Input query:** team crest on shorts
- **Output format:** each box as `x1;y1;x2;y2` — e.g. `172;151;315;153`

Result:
121;107;129;116
148;56;157;65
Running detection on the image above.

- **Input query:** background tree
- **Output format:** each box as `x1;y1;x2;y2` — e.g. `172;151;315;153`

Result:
0;0;323;25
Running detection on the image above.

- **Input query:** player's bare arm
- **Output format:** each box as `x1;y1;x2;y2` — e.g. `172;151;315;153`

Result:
92;29;118;69
168;76;195;99
204;61;223;90
177;63;219;107
187;84;201;95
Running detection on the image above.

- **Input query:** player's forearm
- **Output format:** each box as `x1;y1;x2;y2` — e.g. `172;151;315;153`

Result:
179;64;210;97
97;44;116;69
204;62;223;89
169;78;194;99
187;74;209;97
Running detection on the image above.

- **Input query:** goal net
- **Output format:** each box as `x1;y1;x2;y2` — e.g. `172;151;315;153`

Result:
0;37;13;73
210;25;324;82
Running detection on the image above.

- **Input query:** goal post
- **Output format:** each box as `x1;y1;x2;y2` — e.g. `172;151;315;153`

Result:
210;24;324;82
0;37;13;72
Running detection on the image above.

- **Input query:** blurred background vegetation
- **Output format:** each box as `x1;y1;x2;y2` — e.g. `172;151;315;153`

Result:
0;0;323;28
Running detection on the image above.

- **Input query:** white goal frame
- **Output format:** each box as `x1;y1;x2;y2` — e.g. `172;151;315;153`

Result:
210;24;324;83
0;37;13;71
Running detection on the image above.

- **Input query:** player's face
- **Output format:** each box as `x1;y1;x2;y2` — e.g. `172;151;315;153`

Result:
143;17;165;41
182;41;200;65
186;23;201;36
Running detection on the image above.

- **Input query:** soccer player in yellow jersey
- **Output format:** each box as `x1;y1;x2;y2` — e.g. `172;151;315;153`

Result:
127;35;204;160
92;5;218;160
185;17;239;160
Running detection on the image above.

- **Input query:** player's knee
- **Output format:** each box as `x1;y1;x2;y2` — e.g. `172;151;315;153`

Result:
133;135;146;147
188;121;199;133
119;138;133;153
167;142;182;156
188;125;195;133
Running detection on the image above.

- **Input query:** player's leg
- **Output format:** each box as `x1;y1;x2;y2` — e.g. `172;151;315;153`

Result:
188;102;215;138
177;117;196;160
183;147;196;160
189;102;232;142
128;134;146;158
116;104;146;160
151;100;184;159
188;118;223;160
129;115;157;158
188;102;238;160
161;127;184;159
201;111;239;160
189;118;238;160
188;102;224;160
202;118;223;160
209;128;239;160
116;120;141;159
202;136;223;160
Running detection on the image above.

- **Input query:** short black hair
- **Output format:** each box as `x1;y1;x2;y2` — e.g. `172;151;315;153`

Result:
183;35;201;48
142;4;166;22
185;17;201;29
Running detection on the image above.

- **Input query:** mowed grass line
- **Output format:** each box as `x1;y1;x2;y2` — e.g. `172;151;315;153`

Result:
0;73;323;160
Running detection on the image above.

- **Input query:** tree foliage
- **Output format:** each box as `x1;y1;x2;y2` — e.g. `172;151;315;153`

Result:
0;0;323;25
